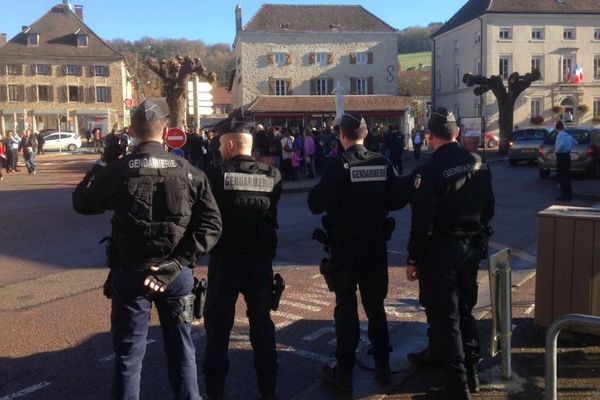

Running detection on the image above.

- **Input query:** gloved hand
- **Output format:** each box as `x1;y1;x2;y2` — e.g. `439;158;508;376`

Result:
101;136;122;163
144;259;183;293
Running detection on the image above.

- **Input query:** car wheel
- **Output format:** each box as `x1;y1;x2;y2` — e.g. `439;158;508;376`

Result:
487;139;497;148
509;159;518;166
67;144;77;151
539;169;550;179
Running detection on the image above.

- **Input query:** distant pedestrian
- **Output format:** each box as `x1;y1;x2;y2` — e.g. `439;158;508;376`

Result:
412;127;423;160
37;133;45;155
303;130;316;178
20;129;36;175
0;136;5;180
554;120;578;201
6;130;20;172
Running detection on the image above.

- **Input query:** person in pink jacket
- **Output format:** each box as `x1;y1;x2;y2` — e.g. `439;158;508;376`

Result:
303;130;316;178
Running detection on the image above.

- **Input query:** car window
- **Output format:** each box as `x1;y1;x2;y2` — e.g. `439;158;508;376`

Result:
543;131;557;144
45;134;58;141
566;129;591;144
513;129;546;140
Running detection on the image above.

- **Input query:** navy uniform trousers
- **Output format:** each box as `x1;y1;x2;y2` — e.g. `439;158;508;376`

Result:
419;238;480;386
203;255;277;394
331;240;390;369
110;267;200;400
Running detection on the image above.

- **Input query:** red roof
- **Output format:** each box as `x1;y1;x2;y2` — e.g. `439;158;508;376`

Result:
211;86;231;105
247;95;410;114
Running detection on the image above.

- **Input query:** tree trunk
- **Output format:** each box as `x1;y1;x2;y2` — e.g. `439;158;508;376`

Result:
498;98;514;154
168;95;187;128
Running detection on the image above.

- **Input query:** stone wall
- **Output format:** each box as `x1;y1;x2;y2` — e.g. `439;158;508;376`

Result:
235;31;399;110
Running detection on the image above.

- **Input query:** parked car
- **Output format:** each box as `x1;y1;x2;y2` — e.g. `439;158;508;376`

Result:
508;128;548;165
41;131;81;151
538;127;600;179
482;132;499;148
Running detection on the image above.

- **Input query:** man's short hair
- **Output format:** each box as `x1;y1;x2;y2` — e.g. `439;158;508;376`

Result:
555;120;565;130
428;107;459;141
130;100;168;139
340;113;368;140
214;118;254;137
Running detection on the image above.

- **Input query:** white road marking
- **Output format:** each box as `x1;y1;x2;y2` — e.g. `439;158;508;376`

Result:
525;304;535;315
230;334;250;341
279;300;321;312
310;274;321;279
234;317;249;326
287;293;330;306
275;320;295;330
385;306;423;319
0;382;50;400
303;325;335;341
278;344;336;365
308;286;332;296
272;310;303;321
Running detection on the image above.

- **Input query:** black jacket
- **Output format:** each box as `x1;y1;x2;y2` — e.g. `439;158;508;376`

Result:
308;144;410;240
72;141;222;268
407;142;495;261
206;155;282;259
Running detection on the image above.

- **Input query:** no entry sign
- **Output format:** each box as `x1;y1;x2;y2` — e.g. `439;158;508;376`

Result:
165;127;187;149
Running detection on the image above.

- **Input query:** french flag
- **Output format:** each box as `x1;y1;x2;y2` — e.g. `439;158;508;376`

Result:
571;64;584;84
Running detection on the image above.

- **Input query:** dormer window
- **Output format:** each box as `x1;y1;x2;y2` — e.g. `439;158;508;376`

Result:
27;33;39;46
77;34;88;47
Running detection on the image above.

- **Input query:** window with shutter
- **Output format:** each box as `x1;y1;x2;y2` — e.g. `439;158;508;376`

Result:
61;86;68;102
0;85;6;101
327;78;334;95
7;65;22;75
367;52;374;65
31;85;38;102
310;79;316;95
367;77;374;94
19;85;25;101
107;88;112;103
267;52;274;65
38;85;52;101
350;78;357;94
350;53;357;64
309;52;316;65
315;79;327;95
48;85;54;102
89;66;96;77
327;52;334;65
285;53;292;65
96;86;109;102
285;78;292;95
268;78;275;95
77;86;84;102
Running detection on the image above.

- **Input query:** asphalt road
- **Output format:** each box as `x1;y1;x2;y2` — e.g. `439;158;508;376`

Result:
0;151;597;400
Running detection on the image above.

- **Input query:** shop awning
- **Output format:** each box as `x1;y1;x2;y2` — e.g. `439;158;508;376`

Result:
75;109;110;116
32;109;68;116
0;109;26;115
247;95;411;114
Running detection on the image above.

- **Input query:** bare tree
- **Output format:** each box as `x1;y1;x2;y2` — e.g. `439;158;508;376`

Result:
146;56;217;128
463;69;540;153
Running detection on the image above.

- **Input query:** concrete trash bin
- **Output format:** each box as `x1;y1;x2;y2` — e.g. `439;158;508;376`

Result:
535;205;600;335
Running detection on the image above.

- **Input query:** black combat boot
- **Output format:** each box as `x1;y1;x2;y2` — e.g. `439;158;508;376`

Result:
407;345;442;367
466;364;480;393
320;365;353;392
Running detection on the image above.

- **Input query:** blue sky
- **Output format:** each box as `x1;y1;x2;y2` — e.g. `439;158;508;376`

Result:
3;0;467;45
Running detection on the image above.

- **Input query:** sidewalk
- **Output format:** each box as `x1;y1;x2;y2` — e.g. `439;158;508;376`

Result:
282;151;600;202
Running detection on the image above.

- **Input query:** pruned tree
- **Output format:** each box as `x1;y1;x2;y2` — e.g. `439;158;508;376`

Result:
463;69;540;153
146;56;217;128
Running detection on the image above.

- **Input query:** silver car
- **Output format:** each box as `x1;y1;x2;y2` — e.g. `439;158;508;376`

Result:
508;128;548;165
538;127;600;179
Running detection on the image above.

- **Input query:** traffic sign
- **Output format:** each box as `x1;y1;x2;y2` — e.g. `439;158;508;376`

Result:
165;127;187;149
197;92;213;101
197;82;212;92
198;107;214;116
198;100;214;108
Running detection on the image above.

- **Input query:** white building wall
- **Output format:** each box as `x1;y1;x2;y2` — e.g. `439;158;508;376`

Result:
434;13;600;134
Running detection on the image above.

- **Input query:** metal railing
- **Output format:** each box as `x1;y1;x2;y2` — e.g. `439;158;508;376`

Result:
545;313;600;400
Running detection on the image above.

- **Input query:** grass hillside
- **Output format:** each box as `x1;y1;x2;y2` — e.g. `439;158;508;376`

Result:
398;51;431;71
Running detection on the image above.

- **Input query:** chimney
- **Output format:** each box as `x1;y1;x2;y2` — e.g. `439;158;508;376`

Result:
0;34;7;46
62;0;73;11
74;5;84;20
235;4;242;33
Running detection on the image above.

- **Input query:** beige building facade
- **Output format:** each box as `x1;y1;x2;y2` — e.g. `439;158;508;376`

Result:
432;0;600;134
0;2;132;135
231;4;408;128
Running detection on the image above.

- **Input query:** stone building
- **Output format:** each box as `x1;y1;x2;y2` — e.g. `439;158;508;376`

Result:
0;1;132;135
231;4;410;128
431;0;600;135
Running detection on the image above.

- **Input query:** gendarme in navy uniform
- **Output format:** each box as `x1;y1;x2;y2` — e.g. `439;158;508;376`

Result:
202;120;282;400
307;113;410;393
72;100;222;400
405;108;495;400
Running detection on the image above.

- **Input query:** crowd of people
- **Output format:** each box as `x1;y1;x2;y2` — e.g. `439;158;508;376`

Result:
174;123;429;181
0;128;41;179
